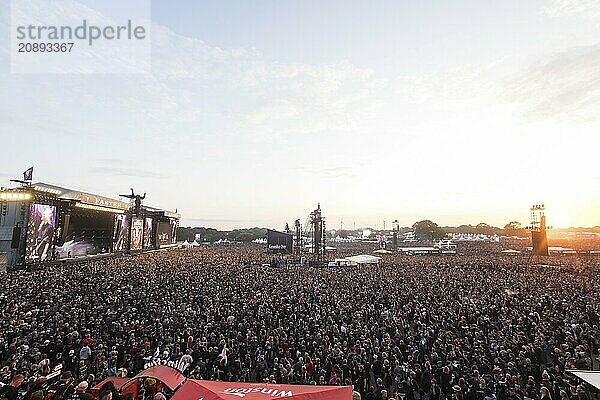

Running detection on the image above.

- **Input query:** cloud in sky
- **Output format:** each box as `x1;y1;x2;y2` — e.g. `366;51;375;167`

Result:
148;24;384;140
0;0;388;227
1;0;382;141
546;0;600;17
506;42;600;123
89;166;170;180
297;164;366;180
181;217;264;230
1;0;599;228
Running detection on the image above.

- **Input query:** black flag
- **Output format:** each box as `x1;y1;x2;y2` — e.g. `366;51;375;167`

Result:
23;167;33;181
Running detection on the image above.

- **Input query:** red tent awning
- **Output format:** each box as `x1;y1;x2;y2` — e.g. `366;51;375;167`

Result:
128;365;187;391
171;380;352;400
91;377;129;397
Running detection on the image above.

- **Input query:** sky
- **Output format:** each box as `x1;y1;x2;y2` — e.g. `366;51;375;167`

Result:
0;0;599;230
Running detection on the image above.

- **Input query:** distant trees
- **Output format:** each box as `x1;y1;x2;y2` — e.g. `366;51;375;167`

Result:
176;226;219;242
176;226;266;243
410;221;530;237
412;220;446;241
474;223;499;236
175;219;537;244
503;221;528;237
443;223;503;236
229;228;266;242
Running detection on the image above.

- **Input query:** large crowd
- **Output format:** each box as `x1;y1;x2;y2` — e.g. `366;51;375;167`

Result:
1;245;600;400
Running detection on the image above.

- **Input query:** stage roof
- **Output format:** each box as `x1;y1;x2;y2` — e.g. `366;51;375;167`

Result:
32;182;179;216
33;182;129;210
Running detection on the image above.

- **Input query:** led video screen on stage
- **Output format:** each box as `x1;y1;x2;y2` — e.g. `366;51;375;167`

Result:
156;222;172;248
130;217;143;251
266;229;293;254
55;209;114;258
113;214;129;252
143;217;154;249
26;203;57;262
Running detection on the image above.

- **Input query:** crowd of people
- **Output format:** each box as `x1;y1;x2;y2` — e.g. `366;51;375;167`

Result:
1;245;600;400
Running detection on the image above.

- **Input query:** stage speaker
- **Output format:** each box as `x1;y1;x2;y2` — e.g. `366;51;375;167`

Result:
11;226;21;249
0;253;7;273
60;214;70;244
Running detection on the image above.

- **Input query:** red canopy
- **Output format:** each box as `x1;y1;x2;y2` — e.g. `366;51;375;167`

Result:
171;380;352;400
128;365;186;391
91;377;129;397
92;366;186;398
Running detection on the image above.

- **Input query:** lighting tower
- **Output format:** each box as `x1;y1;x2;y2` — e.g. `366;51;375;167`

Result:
392;220;399;251
294;219;302;255
529;204;550;261
309;203;325;262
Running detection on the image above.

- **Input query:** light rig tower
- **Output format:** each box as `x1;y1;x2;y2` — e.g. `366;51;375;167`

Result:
528;204;550;262
308;203;326;262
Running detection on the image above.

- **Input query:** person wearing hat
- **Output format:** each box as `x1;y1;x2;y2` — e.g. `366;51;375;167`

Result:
452;385;463;400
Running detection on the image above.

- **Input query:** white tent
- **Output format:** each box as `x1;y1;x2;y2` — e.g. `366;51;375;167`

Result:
569;370;600;390
344;254;381;265
182;240;192;248
373;249;392;254
190;240;200;247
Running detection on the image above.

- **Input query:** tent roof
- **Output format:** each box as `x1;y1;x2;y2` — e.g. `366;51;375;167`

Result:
127;365;186;391
344;254;381;264
92;377;129;393
569;370;600;390
171;380;352;400
33;182;129;210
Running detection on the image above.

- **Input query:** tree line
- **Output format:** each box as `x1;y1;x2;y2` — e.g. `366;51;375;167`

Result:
176;220;535;243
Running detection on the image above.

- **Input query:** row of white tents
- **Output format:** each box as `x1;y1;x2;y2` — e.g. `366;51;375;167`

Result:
181;240;202;248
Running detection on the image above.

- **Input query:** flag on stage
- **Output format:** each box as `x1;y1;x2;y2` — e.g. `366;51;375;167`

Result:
23;167;33;181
